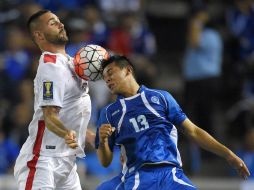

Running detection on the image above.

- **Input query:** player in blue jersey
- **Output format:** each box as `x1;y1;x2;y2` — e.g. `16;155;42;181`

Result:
95;55;250;190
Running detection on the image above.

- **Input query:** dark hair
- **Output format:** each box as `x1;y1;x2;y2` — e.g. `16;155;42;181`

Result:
101;55;135;74
190;0;207;16
27;9;50;35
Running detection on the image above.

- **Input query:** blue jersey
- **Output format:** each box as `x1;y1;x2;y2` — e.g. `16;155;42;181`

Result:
95;85;187;177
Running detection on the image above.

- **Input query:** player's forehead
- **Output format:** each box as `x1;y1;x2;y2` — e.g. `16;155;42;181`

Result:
40;12;60;23
102;62;117;75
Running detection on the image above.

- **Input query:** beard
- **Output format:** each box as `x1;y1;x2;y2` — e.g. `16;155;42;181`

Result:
44;29;69;45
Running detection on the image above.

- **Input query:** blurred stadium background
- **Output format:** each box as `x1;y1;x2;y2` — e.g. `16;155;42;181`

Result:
0;0;254;189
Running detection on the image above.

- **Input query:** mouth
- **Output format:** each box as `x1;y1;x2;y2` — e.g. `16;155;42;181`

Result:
59;29;66;35
108;83;114;90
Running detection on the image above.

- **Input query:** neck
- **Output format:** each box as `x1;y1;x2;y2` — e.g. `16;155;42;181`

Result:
121;79;140;97
40;44;67;56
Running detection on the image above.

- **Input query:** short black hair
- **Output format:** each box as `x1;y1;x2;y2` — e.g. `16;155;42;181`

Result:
190;0;207;16
101;55;135;74
27;9;50;35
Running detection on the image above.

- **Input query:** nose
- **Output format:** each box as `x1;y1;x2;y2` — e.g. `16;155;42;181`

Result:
103;75;110;83
58;22;64;29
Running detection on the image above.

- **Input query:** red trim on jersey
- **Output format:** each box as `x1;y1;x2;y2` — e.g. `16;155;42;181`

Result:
25;120;45;190
43;54;56;64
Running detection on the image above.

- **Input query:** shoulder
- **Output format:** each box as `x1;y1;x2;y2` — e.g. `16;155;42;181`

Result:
101;101;118;114
144;86;170;99
98;100;121;121
43;53;57;64
97;104;114;126
38;52;68;67
40;52;57;64
203;29;221;40
98;104;112;119
143;86;172;106
37;52;66;73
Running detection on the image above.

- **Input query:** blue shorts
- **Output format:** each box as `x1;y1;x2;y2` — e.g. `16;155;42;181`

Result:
96;174;124;190
124;164;197;190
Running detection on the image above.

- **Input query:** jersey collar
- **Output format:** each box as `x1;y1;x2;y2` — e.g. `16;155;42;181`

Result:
117;85;146;100
137;85;146;93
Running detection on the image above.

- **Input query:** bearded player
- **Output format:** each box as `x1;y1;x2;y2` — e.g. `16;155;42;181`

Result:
14;10;95;190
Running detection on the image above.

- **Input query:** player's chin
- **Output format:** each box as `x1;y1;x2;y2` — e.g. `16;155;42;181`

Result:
62;36;69;42
108;84;114;91
109;87;116;94
59;34;68;42
112;88;121;95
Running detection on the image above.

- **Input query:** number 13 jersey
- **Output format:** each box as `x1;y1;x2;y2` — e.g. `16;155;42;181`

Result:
96;85;187;177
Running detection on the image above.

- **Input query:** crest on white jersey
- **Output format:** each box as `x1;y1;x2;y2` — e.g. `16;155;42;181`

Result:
43;81;53;100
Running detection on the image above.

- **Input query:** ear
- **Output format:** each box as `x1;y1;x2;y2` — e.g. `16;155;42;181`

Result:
34;31;44;41
125;65;133;77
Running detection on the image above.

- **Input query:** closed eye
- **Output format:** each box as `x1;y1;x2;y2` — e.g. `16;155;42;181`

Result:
48;17;61;26
103;68;113;80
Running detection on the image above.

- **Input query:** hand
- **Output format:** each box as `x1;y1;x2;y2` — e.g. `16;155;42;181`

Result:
64;130;78;149
99;124;115;145
226;152;250;180
86;129;96;148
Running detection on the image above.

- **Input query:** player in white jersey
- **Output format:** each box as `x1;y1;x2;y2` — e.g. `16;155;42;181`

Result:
14;10;95;190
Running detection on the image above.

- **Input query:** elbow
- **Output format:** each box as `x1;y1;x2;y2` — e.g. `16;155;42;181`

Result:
185;125;199;141
44;119;50;129
97;150;112;167
98;157;112;168
101;160;111;168
44;118;54;132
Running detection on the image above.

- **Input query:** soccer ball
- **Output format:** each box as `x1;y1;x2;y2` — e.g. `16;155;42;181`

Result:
73;44;109;81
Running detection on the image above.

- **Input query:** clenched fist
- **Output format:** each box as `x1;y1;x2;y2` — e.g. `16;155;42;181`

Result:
64;130;78;149
99;124;115;145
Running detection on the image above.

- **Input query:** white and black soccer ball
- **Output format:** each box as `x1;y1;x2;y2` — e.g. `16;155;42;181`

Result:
73;44;109;81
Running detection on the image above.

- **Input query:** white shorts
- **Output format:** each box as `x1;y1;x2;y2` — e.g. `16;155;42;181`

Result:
14;154;82;190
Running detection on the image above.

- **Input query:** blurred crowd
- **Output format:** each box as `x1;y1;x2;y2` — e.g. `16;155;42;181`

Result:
0;0;254;186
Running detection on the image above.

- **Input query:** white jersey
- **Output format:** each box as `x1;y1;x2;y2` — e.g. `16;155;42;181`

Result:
19;52;91;157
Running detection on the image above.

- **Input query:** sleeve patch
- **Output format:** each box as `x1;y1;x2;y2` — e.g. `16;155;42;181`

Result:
43;81;53;100
43;54;56;64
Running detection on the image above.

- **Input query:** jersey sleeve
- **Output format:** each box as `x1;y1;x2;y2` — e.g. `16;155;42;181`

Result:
162;91;187;125
199;30;222;51
95;106;115;151
37;54;66;108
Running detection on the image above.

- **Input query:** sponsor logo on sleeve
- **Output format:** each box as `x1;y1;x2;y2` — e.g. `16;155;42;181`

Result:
43;81;53;100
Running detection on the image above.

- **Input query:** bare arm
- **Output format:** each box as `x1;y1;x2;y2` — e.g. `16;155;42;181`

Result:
42;106;68;138
96;124;114;167
42;106;78;149
181;118;250;179
188;19;202;47
85;129;96;148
